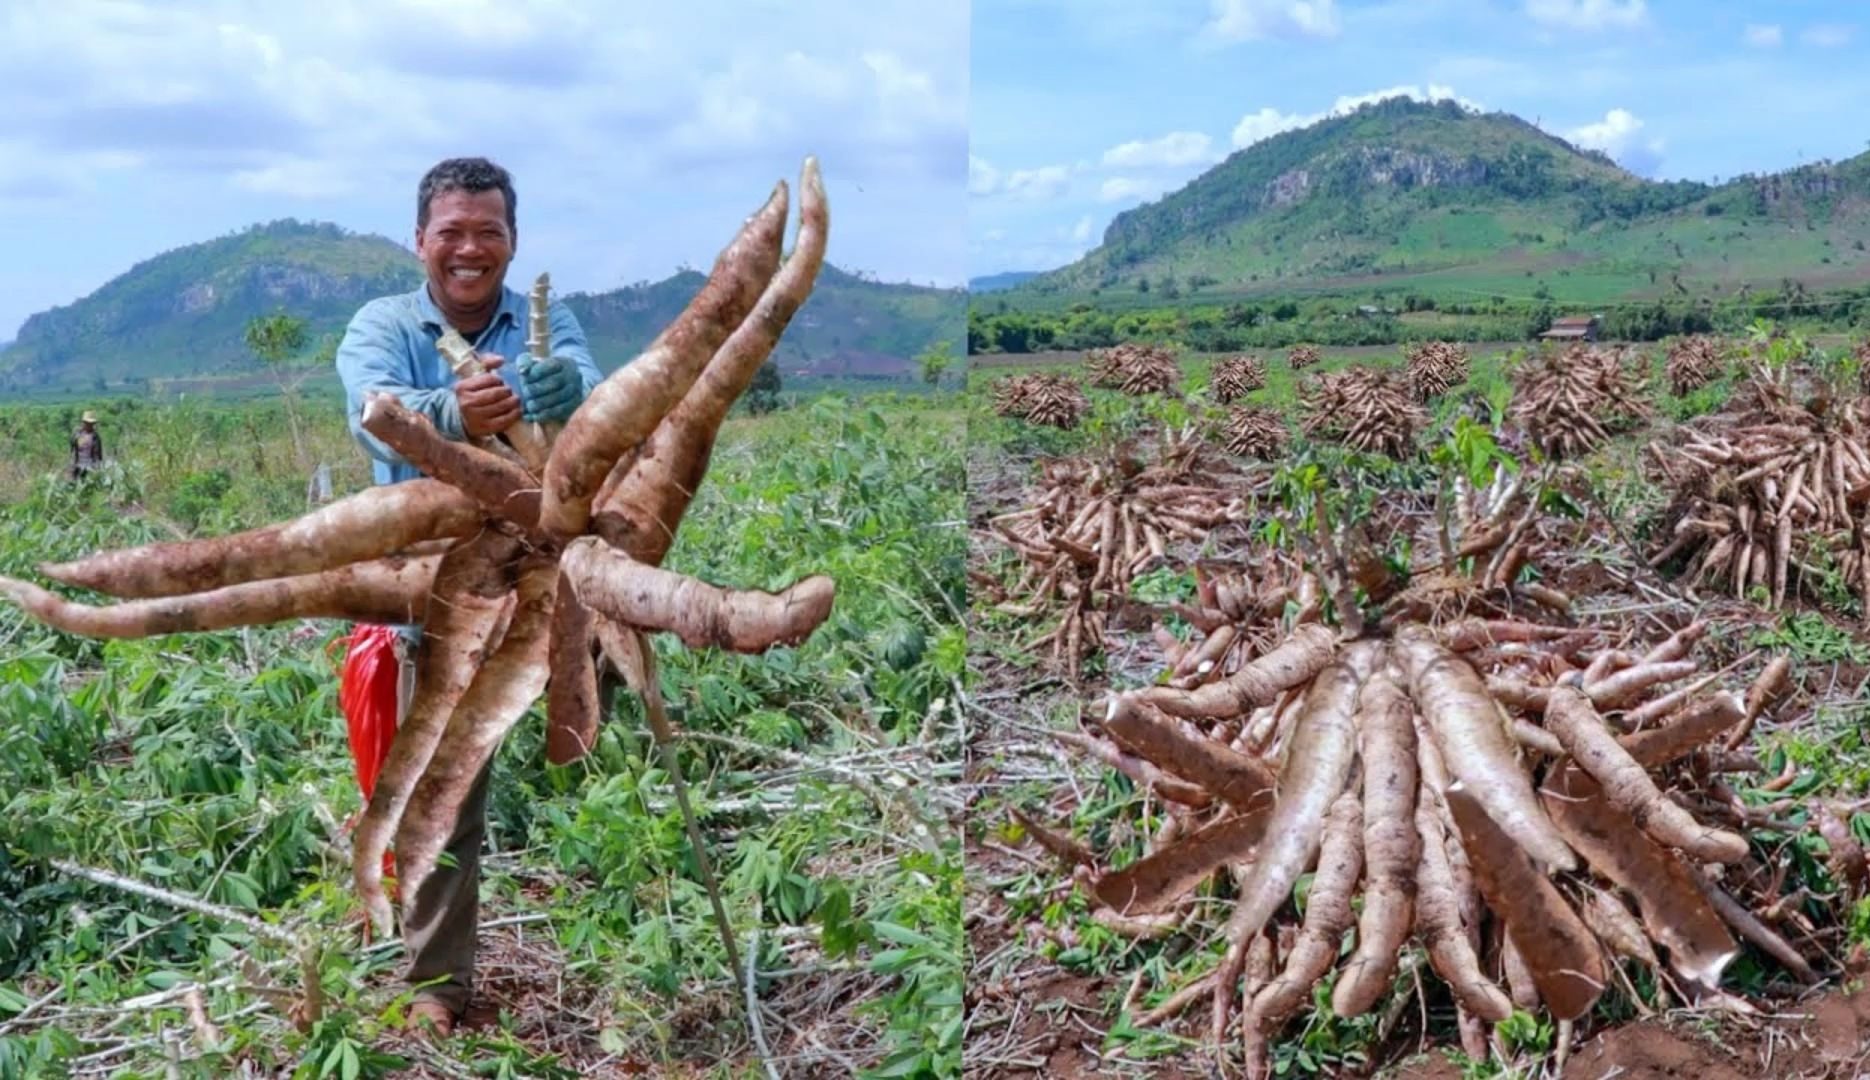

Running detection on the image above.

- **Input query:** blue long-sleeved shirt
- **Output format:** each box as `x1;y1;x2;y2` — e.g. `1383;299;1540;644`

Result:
334;281;605;487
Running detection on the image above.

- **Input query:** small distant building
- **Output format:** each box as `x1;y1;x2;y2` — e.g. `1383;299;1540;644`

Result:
1540;315;1600;342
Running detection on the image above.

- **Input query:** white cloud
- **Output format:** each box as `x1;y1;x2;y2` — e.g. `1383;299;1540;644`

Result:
1743;24;1782;47
1523;0;1646;31
1202;0;1340;43
1070;215;1094;243
969;154;1001;196
1231;84;1481;149
1802;24;1854;48
1101;131;1220;169
1563;107;1663;175
1099;177;1161;203
1231;107;1309;149
1003;165;1074;201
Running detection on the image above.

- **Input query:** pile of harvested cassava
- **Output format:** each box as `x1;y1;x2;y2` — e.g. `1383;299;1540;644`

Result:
1028;553;1829;1079
1210;355;1267;403
1406;341;1469;401
1645;375;1870;608
1221;406;1289;460
1667;335;1729;395
981;432;1254;679
1298;367;1426;458
0;160;840;1021
1085;342;1182;396
1857;339;1870;394
1286;343;1321;371
991;373;1089;428
1510;344;1654;459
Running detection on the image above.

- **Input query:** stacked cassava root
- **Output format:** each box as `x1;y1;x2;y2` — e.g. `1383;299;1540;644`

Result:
991;373;1089;429
1406;341;1469;401
1221;406;1289;460
1086;343;1182;396
1510;344;1653;459
0;161;839;962
1646;378;1870;609
1299;367;1427;459
1667;335;1729;395
1286;344;1321;371
1210;355;1267;404
983;434;1253;678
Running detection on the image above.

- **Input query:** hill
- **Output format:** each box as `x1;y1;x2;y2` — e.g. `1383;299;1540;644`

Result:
1004;97;1870;310
0;220;962;396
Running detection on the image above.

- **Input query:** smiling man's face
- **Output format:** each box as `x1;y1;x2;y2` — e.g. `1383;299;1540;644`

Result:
415;188;514;333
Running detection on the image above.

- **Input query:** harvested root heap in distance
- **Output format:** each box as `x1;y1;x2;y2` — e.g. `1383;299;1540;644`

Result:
1299;367;1426;459
1086;342;1182;396
1210;355;1268;403
1221;406;1289;460
992;373;1090;429
1407;341;1469;401
5;158;839;964
1509;344;1653;459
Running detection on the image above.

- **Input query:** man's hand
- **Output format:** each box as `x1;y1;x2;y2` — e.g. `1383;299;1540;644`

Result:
517;354;582;422
455;354;522;438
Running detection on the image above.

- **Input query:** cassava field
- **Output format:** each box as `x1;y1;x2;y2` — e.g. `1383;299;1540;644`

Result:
0;391;964;1079
964;330;1870;1079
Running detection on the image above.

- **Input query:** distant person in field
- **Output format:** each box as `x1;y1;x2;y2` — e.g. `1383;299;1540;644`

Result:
332;156;603;1038
69;411;104;480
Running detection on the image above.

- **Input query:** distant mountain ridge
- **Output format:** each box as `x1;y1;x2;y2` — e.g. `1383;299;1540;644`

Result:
969;271;1039;293
0;219;962;394
1004;96;1870;306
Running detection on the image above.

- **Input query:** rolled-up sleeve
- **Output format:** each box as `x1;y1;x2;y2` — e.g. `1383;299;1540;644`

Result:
335;301;465;467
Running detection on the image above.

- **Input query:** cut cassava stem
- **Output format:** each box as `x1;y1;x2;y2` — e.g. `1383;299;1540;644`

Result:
38;479;480;599
539;178;792;539
0;553;440;638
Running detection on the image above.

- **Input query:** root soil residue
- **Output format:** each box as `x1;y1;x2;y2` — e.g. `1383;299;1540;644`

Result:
1558;985;1870;1079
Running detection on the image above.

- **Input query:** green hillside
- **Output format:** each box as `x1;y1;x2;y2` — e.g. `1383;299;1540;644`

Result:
0;220;962;396
1007;97;1870;311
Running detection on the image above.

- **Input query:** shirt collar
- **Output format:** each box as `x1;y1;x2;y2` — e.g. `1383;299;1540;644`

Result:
415;280;523;340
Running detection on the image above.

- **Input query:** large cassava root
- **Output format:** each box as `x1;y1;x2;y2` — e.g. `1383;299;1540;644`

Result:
2;159;840;944
1031;597;1831;1077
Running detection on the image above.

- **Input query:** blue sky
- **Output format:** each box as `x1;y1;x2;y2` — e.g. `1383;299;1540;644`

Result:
971;0;1870;277
0;1;967;342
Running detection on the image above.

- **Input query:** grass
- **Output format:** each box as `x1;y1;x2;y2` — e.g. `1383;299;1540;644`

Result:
0;390;964;1078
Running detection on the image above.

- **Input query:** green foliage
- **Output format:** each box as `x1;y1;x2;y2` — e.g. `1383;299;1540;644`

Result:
244;313;310;368
1748;612;1870;666
915;340;957;388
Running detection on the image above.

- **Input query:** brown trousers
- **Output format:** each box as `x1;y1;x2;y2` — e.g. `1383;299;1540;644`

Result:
395;642;493;1015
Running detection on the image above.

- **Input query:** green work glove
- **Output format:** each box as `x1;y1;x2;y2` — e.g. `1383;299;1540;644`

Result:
518;353;581;422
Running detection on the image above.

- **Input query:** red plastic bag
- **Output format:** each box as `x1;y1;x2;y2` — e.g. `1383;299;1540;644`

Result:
336;623;403;883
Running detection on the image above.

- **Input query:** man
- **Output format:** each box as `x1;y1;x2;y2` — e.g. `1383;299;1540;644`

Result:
333;156;604;1036
69;411;104;480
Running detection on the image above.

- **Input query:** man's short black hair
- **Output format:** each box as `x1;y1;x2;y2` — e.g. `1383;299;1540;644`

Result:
417;157;517;234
